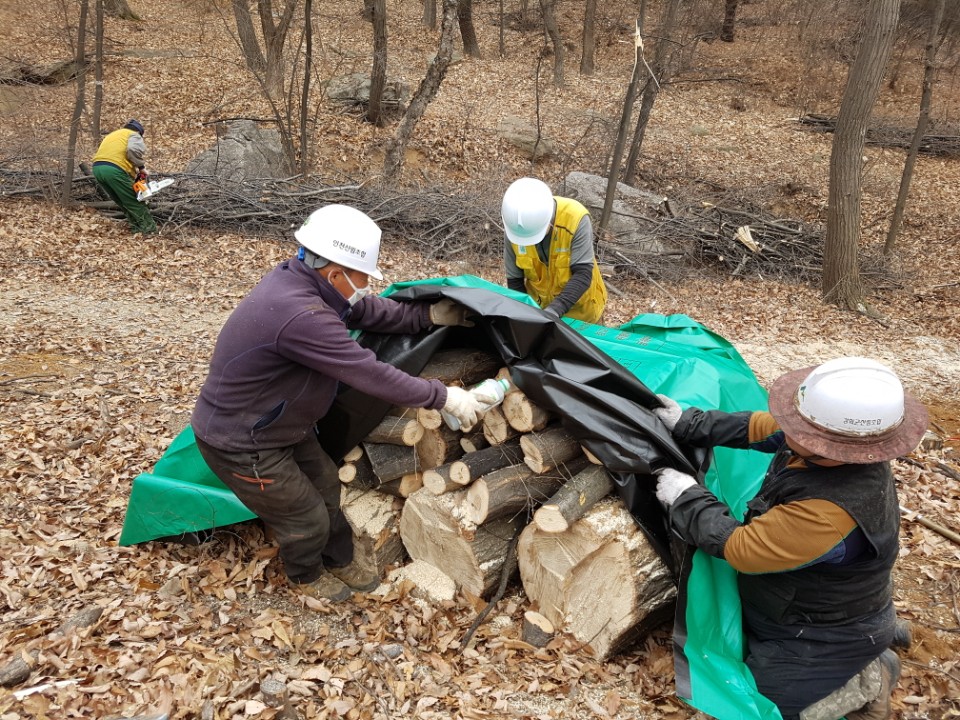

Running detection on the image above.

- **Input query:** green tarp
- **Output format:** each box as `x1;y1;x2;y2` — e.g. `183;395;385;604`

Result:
119;275;779;720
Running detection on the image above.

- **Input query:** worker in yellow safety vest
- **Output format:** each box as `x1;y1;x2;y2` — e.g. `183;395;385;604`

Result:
501;177;607;324
92;119;157;234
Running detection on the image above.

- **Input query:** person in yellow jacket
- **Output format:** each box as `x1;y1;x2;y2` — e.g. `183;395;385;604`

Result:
501;177;607;324
92;119;157;234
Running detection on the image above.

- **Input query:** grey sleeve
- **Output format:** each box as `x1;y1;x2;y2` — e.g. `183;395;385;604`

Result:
568;214;595;265
503;237;525;281
126;134;147;168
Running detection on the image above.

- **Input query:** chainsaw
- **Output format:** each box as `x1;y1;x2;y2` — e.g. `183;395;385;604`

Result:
134;172;175;202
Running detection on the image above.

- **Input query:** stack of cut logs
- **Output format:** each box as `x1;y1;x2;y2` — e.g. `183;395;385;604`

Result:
338;349;676;660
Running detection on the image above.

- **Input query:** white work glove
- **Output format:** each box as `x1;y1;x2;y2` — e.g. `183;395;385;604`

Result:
442;386;483;431
653;394;683;432
655;468;697;507
429;299;475;327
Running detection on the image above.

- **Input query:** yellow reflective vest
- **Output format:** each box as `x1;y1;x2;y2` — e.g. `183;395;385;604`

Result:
511;197;607;323
93;128;138;177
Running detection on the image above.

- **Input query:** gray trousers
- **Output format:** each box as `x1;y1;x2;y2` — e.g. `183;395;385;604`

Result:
195;434;353;584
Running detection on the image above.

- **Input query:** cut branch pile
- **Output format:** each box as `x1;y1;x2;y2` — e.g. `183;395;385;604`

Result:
338;349;676;660
796;113;960;156
0;168;498;258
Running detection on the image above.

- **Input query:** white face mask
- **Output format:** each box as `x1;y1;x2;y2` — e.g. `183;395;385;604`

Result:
342;271;371;306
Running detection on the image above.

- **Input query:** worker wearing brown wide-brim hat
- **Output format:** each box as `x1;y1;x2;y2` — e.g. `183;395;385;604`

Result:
652;357;928;720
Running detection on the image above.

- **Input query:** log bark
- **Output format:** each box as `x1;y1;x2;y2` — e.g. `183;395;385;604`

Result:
338;453;378;489
416;424;464;469
365;415;424;446
462;463;535;525
362;442;420;483
522;610;555;648
520;425;584;473
459;429;489;453
533;465;614;533
482;405;520;445
502;390;551;432
462;457;589;526
518;497;676;660
422;438;523;496
377;473;423;498
418;349;501;385
341;486;406;580
451;437;524;486
399;488;524;597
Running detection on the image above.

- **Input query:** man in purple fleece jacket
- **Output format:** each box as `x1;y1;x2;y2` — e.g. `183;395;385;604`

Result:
191;204;483;601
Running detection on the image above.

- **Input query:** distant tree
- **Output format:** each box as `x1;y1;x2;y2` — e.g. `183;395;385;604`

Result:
104;0;138;20
540;0;564;86
368;0;387;125
498;0;505;57
230;0;297;101
384;0;459;181
823;0;900;310
599;9;647;236
299;0;313;174
623;0;681;186
91;0;104;139
424;0;436;28
459;0;481;57
885;0;947;255
63;0;90;205
363;0;374;22
720;0;738;42
580;0;597;75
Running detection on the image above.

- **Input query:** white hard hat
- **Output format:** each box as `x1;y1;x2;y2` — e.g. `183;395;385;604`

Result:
294;204;384;280
769;357;928;463
501;177;555;246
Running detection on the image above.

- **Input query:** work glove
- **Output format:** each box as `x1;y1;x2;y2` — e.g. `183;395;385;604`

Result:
442;386;483;431
653;394;683;432
429;299;475;327
655;468;697;507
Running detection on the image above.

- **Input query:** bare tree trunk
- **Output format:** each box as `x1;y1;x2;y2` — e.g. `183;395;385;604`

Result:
91;0;104;139
540;0;563;87
62;0;89;206
884;0;946;255
580;0;596;75
232;0;267;75
599;7;647;235
104;0;138;20
823;0;900;309
623;0;680;186
498;0;505;57
383;0;458;182
261;0;299;102
299;0;313;174
363;0;375;22
368;0;387;125
423;0;436;28
720;0;738;42
459;0;481;58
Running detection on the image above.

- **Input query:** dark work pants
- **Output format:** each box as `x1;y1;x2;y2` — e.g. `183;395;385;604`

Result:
195;434;353;584
92;162;157;234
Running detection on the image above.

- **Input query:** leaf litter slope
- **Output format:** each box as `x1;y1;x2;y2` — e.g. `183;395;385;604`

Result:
1;1;959;718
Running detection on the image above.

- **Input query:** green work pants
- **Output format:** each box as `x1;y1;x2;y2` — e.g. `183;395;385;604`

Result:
92;162;157;234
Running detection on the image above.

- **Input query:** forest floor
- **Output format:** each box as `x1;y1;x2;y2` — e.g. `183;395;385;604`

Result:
1;1;959;719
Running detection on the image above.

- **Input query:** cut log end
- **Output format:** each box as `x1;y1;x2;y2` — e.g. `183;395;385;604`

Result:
522;610;555;648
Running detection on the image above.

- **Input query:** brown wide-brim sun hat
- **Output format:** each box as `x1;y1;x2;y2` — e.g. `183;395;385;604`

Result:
768;365;929;464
